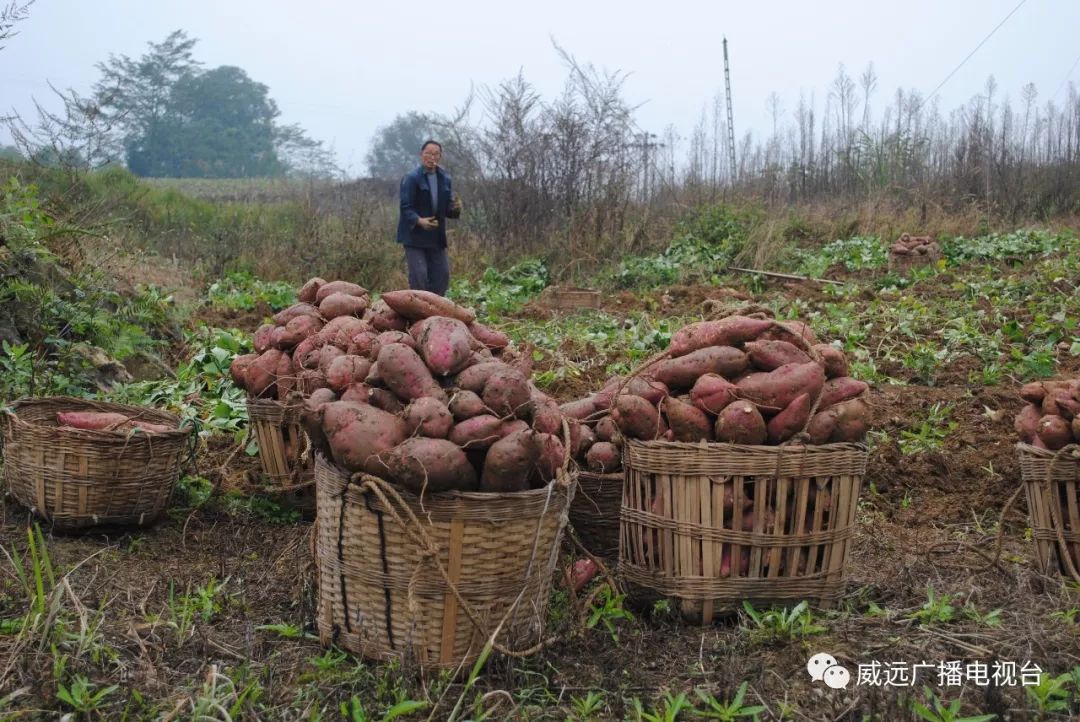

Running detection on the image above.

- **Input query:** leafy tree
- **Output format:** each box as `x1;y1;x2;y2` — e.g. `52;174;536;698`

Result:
366;111;437;179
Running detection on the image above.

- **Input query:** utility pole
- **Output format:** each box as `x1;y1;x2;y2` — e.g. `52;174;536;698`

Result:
723;36;737;184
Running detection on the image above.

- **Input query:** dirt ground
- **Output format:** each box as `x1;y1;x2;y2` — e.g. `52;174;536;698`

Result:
2;269;1080;721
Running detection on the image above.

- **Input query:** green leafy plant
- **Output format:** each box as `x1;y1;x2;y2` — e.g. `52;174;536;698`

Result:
628;691;695;722
908;586;956;626
1024;672;1071;717
56;674;119;716
567;690;607;721
694;682;766;720
899;403;957;455
585;584;635;642
911;686;996;722
740;600;826;643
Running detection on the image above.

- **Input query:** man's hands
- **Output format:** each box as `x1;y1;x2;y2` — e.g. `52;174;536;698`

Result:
451;196;462;214
416;216;439;230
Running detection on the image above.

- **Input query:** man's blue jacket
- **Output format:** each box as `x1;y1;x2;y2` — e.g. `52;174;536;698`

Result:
396;165;459;249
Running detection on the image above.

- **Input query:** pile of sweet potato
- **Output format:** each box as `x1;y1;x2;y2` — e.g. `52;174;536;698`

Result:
889;233;940;258
1015;379;1080;450
56;411;174;434
559;315;872;470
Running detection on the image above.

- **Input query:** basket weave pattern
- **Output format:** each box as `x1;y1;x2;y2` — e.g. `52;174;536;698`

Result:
568;471;622;557
620;440;866;621
1018;443;1080;579
246;399;312;492
314;454;573;669
1;397;186;529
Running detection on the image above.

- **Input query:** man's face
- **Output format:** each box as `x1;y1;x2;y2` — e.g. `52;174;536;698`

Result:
420;144;441;171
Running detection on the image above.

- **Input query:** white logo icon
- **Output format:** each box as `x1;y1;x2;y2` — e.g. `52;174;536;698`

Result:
807;652;850;689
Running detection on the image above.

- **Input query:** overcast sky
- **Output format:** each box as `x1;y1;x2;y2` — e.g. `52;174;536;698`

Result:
2;0;1077;177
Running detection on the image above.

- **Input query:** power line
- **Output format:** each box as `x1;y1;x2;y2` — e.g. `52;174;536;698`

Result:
1053;50;1080;102
917;0;1028;110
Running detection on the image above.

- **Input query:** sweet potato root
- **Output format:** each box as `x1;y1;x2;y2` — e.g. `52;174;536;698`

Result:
585;441;621;473
481;368;532;418
661;396;713;442
714;401;767;445
744;340;811;371
668;316;773;357
766;393;813;444
369;298;408;332
650;346;748;390
403;397;453;438
381;289;476;323
480;429;537;492
416;316;473;376
690;374;738;414
319;292;368;319
297;277;326;304
376;343;447;403
383;438;477;493
812;344;849;378
315;280;367;305
612;395;668;441
468;321;510;349
324;401;407;475
736;362;826;416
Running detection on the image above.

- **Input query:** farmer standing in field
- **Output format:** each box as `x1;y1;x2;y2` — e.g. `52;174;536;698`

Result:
397;140;462;296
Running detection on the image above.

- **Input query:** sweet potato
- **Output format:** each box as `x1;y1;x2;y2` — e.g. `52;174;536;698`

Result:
246;349;285;398
668;316;773;357
372;330;416;358
480;429;537;492
383;438;477;494
275;352;297;400
714;401;767;445
591;376;626;412
272;303;320;326
319;292;368;319
454;362;510;393
297;277;326;304
819;377;869;409
229;353;258;390
468;321;510;349
298;369;329;395
806;409;839;445
317;317;370;350
621;377;669;406
1073;415;1080;444
323;401;407;475
340;382;370;405
315;280;367;305
306;387;338;409
253;324;276;354
612;394;668;441
1038;415;1073;450
595;416;621;444
381;289;476;324
736;362;826;416
661;396;713;442
376;343;447;403
1021;381;1053;405
766;393;813;444
532;432;566;485
416;316;473;376
530;398;564;435
449;390;487;420
482;368;532;418
369;298;408;332
326;355;373;393
585;441;621;473
449;414;504;449
651;346;748;390
316;345;345;375
292;337;319;372
368;388;404;414
567;558;599;593
690;374;738;414
276;314;323;349
812;344;849;379
364;361;382;386
571;420;595;459
403;397;453;438
500;418;531;438
1014;403;1043;443
559;397;597;420
1043;388;1080;420
828;398;870;442
56;411;132;431
345;330;378;358
756;320;819;347
744;340;811;371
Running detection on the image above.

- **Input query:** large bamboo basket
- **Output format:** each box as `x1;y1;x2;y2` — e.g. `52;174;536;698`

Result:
568;470;623;558
620;439;866;623
1;397;188;530
313;453;575;670
246;399;313;494
1018;443;1080;580
543;286;601;311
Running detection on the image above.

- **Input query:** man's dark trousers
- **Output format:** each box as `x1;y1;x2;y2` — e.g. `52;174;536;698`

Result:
405;246;450;296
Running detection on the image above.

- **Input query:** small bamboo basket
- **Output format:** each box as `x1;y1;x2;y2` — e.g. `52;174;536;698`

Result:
1;397;188;530
1017;443;1080;579
888;246;941;273
544;286;602;311
246;399;313;496
620;440;866;623
313;454;575;670
568;470;623;558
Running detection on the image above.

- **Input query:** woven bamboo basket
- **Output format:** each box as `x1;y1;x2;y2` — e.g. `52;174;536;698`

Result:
568;470;623;558
313;453;575;670
620;439;866;623
246;399;313;495
888;246;941;273
544;286;601;311
1;397;187;530
1018;443;1080;579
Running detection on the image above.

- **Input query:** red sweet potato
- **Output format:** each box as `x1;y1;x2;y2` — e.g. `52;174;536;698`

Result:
532;432;566;485
323;401;407;475
756;320;819;347
382;438;477;494
316;345;345;375
246;349;285;398
591;376;626;412
690;374;738;414
381;289;476;324
744;340;811;371
736;362;826;416
319;292;369;319
292;337;319;372
340;382;370;405
376;343;447;403
371;330;416;359
806;409;839;445
365;362;382;386
480;429;537;492
56;411;132;431
595;416;621;444
571;420;595;460
315;280;367;305
500;418;531;438
650;346;748;389
229;353;258;390
276;314;324;349
482;368;532;418
621;377;669;406
661;396;713;442
298;369;329;395
468;321;510;349
449;390;488;420
1043;388;1080;420
812;344;850;379
714;401;767;445
369;298;408;332
567;558;599;593
612;395;668;441
403;397;453;438
767;393;813;444
416;316;473;376
819;377;869;409
828;398;870;442
368;387;404;414
253;324;276;354
1014;403;1043;443
454;361;509;393
326;355;373;393
530;398;564;435
297;277;326;304
1073;415;1080;444
317;317;371;350
1038;415;1073;450
449;414;504;449
668;316;773;357
585;441;622;473
559;397;598;421
272;303;320;326
345;330;379;358
275;353;297;400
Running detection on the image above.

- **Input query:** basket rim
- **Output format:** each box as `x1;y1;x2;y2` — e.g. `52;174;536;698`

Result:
625;438;868;453
245;397;305;412
3;395;186;438
1017;441;1080;459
